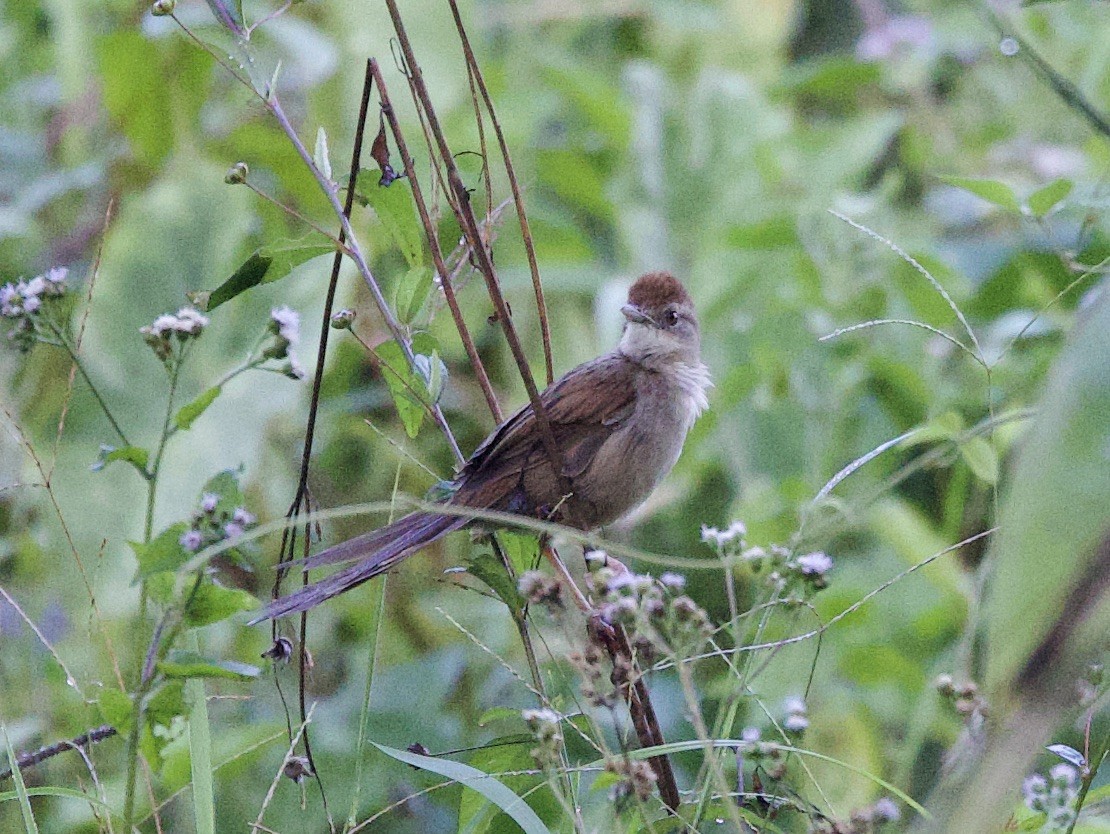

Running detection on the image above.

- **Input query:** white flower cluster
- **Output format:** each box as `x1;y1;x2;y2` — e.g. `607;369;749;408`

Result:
140;306;209;361
1023;764;1078;830
1;267;68;351
700;520;747;549
782;695;809;734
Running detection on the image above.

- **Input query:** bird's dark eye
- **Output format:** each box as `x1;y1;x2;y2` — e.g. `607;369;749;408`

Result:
664;310;680;327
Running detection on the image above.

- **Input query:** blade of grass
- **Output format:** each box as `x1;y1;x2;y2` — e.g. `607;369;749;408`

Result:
373;743;551;834
186;634;215;834
2;725;40;834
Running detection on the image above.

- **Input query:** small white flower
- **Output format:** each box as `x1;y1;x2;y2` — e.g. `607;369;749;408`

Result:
783;713;809;733
782;695;807;716
150;314;178;336
179;529;203;552
740;726;761;744
223;521;244;540
22;276;46;298
0;283;19;307
200;493;219;513
522;707;560;726
1023;774;1048;811
659;572;686;591
270;305;300;344
174;307;209;336
873;797;900;822
45;266;68;288
22;296;41;313
795;551;833;576
232;507;255;526
1049;763;1078;791
701;519;747;548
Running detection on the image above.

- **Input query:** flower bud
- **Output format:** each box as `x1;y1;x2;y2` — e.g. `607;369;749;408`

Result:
330;308;355;329
224;161;249;185
151;0;176;15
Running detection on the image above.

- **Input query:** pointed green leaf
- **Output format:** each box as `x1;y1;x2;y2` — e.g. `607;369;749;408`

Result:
91;444;150;474
1026;178;1073;217
466;552;525;616
130;523;190;579
497;531;541;576
183;581;258;627
395;265;434;324
203;253;272;311
158;651;259;681
939;176;1021;213
354;172;424;267
175;386;222;431
375;341;428;438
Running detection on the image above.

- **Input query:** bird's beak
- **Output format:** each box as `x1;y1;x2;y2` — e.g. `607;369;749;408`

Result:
621;304;655;326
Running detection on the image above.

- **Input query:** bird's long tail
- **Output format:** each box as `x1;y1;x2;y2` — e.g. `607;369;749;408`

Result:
250;512;466;622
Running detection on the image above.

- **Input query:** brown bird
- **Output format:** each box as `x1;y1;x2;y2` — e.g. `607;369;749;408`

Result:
252;271;710;622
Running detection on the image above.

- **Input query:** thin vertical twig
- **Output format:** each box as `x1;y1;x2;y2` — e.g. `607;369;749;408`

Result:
445;0;554;386
369;58;504;423
383;0;569;492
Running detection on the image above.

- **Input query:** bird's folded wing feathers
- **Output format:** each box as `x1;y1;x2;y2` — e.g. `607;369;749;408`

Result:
459;354;637;486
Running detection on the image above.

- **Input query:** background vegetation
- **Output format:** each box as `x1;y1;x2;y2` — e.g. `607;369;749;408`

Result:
1;0;1107;831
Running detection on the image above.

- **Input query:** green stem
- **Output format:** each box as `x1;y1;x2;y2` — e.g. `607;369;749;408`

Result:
121;573;205;830
44;320;131;449
1065;734;1109;834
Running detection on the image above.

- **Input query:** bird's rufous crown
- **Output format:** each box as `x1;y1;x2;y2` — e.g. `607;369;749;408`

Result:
627;271;692;310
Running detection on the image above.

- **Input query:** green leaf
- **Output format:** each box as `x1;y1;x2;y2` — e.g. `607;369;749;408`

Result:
478;706;527;728
202;252;272;311
175;386;222;431
1026;178;1073;217
91;444;149;474
183;581;258;627
158;651;260;681
373;743;551;834
147;681;187;729
938;176;1021;213
496;531;541;576
130;523;190;579
958;437;999;485
147;571;177;604
97;688;134;734
395;265;434;324
376;341;428;438
467;552;525;616
200;241;337;311
354;173;424;267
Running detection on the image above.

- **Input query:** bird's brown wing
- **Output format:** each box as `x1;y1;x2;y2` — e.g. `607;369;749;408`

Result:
454;353;637;508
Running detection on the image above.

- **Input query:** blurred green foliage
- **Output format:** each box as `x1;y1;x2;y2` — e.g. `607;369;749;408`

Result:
0;0;1108;831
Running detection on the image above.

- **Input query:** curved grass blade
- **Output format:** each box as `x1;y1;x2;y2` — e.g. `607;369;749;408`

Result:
373;742;551;834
